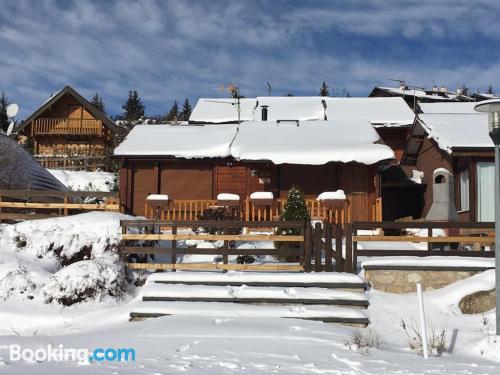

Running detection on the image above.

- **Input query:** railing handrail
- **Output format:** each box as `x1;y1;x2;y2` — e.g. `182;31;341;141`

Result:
120;219;306;228
0;189;118;199
352;221;495;229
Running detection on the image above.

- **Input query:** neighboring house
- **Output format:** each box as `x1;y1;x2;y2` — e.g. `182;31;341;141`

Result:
401;102;494;222
16;86;117;170
370;85;473;109
0;133;66;191
114;120;395;220
190;96;415;163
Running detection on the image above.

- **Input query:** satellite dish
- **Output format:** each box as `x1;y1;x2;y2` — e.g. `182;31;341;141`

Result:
6;103;19;118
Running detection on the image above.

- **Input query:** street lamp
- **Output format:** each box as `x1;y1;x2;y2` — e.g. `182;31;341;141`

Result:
474;99;500;335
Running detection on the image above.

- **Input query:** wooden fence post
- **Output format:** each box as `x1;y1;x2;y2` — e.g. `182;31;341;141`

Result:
313;222;322;272
352;225;358;274
223;223;229;273
303;222;312;272
335;224;343;272
63;196;69;216
171;224;177;272
427;227;433;252
345;223;353;273
324;223;333;272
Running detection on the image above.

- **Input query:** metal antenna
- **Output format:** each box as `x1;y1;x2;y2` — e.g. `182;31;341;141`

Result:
266;82;272;96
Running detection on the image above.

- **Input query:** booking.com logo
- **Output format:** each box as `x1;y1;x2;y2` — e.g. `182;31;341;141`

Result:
9;344;136;363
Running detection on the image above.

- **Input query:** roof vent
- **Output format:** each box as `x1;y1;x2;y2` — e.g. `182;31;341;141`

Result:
261;105;269;121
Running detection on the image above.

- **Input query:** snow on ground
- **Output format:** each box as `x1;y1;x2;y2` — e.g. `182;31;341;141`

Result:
0;272;497;374
47;169;117;192
0;214;498;373
362;256;495;269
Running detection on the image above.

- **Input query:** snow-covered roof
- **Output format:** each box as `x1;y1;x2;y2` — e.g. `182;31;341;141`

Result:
190;96;414;127
418;113;492;153
255;97;326;121
114;124;237;158
325;97;414;127
375;86;470;101
115;121;395;165
230;120;394;165
189;98;257;123
419;102;478;114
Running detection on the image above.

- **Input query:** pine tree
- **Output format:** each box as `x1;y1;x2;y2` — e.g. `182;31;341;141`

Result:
274;186;310;256
0;92;11;133
122;90;145;122
487;85;494;94
319;81;329;96
180;98;192;121
166;100;179;122
90;93;106;114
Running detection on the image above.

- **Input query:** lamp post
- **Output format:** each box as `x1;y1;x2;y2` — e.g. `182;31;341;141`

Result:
474;99;500;335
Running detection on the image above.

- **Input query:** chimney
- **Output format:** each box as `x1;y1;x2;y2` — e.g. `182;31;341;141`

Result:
261;105;269;121
440;86;447;93
426;168;458;221
432;85;438;93
457;87;463;96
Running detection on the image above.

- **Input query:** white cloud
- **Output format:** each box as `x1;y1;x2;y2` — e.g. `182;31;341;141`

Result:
0;0;499;118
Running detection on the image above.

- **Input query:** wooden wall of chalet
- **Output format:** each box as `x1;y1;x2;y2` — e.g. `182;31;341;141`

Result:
376;127;411;163
119;159;378;219
26;93;111;156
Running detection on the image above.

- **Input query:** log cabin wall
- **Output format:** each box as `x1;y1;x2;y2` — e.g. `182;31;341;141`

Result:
121;158;379;221
375;127;411;163
27;93;110;156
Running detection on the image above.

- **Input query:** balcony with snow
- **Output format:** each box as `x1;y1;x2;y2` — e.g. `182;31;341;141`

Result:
250;191;274;207
317;190;346;209
217;193;240;207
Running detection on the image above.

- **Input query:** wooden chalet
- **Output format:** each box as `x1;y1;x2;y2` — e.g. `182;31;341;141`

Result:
400;102;494;222
114;118;396;222
16;86;117;170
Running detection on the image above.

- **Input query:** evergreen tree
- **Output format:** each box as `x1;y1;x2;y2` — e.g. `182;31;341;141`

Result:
180;98;192;121
274;186;310;256
166;100;179;122
90;93;106;114
122;90;145;122
0;92;11;133
319;81;329;96
487;84;494;94
460;84;469;97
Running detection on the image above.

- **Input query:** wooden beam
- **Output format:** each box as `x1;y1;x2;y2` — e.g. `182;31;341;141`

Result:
352;235;494;244
126;262;304;271
122;233;304;242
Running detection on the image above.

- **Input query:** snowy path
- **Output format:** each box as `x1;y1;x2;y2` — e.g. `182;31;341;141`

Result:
0;315;497;374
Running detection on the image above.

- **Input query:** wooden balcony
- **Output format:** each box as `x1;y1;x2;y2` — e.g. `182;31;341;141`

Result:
32;118;103;136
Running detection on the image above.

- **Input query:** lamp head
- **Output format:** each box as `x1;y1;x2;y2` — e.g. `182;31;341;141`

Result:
475;99;500;145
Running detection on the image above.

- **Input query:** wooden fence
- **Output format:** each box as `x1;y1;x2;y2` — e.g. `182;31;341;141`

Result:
346;221;496;273
0;189;119;222
120;220;346;273
145;197;352;225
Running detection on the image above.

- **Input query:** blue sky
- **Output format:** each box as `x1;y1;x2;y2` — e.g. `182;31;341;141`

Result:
1;0;500;119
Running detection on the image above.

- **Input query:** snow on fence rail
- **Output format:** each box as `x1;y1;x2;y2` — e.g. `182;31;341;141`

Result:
0;189;119;222
347;221;495;273
119;220;346;273
34;155;110;171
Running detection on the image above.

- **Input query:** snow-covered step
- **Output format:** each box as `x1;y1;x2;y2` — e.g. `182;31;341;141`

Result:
147;271;366;291
140;283;368;307
129;301;369;326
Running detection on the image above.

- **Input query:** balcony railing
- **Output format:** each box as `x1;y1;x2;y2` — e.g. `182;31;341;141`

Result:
144;197;353;225
32;118;103;136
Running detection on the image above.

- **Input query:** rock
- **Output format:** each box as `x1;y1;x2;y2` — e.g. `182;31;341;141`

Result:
459;290;495;314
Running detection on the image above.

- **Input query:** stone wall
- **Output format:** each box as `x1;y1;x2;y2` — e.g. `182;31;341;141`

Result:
364;267;487;293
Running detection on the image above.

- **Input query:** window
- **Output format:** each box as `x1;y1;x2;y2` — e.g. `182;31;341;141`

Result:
477;162;495;222
459;169;469;211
